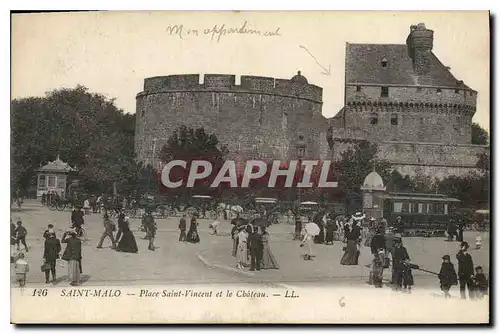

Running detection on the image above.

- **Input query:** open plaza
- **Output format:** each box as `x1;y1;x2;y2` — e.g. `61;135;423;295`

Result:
10;200;489;294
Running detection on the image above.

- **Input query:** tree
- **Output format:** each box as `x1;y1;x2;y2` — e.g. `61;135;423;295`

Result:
158;125;228;200
335;141;392;193
471;123;489;145
11;86;136;195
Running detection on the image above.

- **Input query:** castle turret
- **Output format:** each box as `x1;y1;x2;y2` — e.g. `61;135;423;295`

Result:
406;23;434;75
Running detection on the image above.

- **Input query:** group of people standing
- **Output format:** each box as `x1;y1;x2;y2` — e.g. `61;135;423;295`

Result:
231;224;279;271
178;214;201;243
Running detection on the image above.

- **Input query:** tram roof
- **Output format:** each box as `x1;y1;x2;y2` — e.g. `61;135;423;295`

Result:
383;194;460;203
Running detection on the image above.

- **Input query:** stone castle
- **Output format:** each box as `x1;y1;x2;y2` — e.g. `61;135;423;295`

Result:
134;72;330;166
134;23;486;179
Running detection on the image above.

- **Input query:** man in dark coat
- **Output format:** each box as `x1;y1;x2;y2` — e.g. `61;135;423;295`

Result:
143;211;156;251
370;228;387;288
248;226;263;271
392;238;410;290
438;255;458;298
43;232;61;283
71;206;85;232
178;214;187;242
395;216;404;235
447;219;456;241
115;213;126;243
15;221;28;252
96;215;116;249
456;242;475;299
474;266;488;299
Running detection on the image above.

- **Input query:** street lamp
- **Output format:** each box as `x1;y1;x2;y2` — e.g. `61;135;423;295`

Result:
294;135;306;240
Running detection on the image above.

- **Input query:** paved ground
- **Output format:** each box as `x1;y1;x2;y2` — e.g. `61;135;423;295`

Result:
11;200;490;290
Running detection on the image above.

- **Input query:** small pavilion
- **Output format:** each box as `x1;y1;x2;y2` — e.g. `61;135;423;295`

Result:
37;156;77;199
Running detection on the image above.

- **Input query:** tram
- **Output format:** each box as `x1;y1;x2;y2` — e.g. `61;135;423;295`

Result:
382;192;461;237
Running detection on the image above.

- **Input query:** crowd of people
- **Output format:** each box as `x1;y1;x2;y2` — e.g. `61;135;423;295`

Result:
11;197;489;299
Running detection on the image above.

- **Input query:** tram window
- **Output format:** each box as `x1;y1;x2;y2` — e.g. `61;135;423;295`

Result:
410;202;418;213
444;204;448;215
418;203;423;213
402;202;409;213
393;202;403;213
435;203;444;214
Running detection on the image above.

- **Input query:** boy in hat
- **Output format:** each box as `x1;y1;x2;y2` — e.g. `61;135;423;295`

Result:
474;266;488;299
392;237;410;290
14;252;29;287
15;220;28;252
456;241;475;299
438;255;458;298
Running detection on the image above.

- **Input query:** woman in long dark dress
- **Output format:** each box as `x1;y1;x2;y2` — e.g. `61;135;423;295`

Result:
116;217;138;253
260;226;279;269
325;219;335;245
187;217;200;243
340;224;358;265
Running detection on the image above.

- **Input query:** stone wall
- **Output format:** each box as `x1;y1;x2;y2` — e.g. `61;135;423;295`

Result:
330;139;487;179
135;74;328;167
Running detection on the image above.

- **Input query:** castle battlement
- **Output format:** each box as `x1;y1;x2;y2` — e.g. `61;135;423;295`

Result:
141;74;323;103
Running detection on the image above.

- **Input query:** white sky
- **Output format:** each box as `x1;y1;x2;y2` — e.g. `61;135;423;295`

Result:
11;11;490;130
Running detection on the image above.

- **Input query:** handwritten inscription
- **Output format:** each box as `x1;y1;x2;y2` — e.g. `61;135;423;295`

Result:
166;21;281;42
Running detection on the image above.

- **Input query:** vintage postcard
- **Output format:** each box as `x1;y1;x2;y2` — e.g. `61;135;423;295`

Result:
10;11;490;324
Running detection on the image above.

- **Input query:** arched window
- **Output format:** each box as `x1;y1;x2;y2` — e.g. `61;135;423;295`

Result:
391;114;398;125
381;58;388;68
370;113;378;125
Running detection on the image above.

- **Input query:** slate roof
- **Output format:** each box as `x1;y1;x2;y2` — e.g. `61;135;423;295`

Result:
345;43;471;89
38;156;77;173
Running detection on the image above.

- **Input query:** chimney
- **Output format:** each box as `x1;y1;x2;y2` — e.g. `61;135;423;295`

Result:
406;23;434;75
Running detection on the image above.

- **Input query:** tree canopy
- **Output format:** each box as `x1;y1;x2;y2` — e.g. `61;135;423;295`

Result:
11;85;137;195
471;122;489;145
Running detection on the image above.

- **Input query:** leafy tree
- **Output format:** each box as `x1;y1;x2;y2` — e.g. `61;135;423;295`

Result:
335;141;392;193
158;126;228;200
11;86;136;195
471;122;489;145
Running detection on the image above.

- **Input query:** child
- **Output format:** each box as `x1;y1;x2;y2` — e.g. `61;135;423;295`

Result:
402;262;415;293
14;253;29;287
476;233;482;250
474;266;488;299
15;220;28;252
43;224;54;239
438;255;458;298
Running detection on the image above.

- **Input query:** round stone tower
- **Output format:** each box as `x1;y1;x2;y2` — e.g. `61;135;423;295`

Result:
134;72;329;168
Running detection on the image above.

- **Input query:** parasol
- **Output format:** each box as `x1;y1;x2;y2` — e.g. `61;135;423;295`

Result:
251;217;271;227
230;205;244;213
352;212;366;221
231;217;249;226
304;222;320;236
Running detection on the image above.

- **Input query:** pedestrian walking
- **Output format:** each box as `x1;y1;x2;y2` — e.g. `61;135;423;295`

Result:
370;227;386;288
116;216;138;253
236;226;249;269
71;206;85;235
143;211;156;251
15;220;28;252
249;226;263;271
178;214;187;242
115;212;125;243
231;224;239;257
475;233;482;249
260;226;279;269
392;237;410;291
14;253;29;288
186;216;200;244
10;219;17;259
83;199;91;215
96;214;117;249
61;228;82;286
474;266;488;299
43;230;61;284
456;241;475;300
438;255;458;299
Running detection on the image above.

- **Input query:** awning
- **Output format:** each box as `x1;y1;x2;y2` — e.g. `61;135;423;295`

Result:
381;195;460;203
